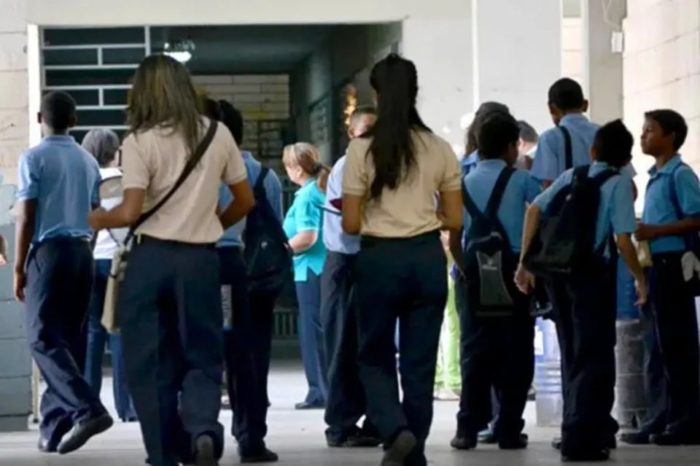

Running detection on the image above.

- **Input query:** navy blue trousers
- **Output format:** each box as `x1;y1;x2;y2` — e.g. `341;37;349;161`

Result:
355;232;447;466
322;251;376;442
457;294;534;439
25;238;106;444
647;253;700;434
84;258;137;421
547;261;619;453
219;247;274;454
119;238;224;466
296;270;327;405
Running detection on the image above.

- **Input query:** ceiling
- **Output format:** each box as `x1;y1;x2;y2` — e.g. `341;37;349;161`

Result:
150;25;335;74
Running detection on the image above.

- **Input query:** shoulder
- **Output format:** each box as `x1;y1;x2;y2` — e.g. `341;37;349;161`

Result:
511;168;533;184
417;131;453;155
674;162;700;185
538;126;562;145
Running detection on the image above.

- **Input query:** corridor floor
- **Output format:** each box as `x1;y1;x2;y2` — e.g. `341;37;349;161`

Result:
0;363;698;466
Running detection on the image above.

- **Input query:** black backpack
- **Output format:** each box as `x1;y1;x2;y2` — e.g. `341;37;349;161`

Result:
463;167;521;317
524;165;619;278
242;167;293;295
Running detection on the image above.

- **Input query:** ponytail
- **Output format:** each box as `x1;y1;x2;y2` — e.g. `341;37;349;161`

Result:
283;143;330;192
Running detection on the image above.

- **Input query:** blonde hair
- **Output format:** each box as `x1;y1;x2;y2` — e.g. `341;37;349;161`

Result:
127;55;204;156
283;143;330;192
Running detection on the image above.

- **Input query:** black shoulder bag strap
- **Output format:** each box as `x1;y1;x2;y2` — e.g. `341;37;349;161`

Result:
126;121;218;242
559;126;573;170
590;168;620;256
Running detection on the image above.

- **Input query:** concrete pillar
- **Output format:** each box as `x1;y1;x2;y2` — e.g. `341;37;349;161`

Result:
401;14;473;154
471;0;562;135
583;0;626;123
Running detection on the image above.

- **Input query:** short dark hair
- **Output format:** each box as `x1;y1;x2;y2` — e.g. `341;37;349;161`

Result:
478;112;520;159
218;100;244;146
592;119;633;168
202;98;220;120
644;109;688;151
518;120;538;144
41;91;77;132
548;78;585;111
466;101;511;153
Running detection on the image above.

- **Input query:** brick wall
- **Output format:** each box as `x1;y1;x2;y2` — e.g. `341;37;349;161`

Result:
623;0;700;189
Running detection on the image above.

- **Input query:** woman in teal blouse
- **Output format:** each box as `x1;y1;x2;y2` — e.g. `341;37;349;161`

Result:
282;142;330;409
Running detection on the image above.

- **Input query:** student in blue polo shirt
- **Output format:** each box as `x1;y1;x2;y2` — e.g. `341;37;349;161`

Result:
450;112;541;452
321;106;381;448
518;120;647;461
213;100;283;463
15;92;112;455
283;142;329;411
634;109;700;446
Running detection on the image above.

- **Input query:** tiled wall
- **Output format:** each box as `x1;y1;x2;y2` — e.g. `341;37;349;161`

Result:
623;0;700;188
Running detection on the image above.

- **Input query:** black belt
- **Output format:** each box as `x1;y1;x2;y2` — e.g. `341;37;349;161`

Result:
136;234;216;249
360;229;440;248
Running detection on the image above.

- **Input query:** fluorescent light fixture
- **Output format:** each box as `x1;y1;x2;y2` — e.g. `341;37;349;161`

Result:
165;50;192;63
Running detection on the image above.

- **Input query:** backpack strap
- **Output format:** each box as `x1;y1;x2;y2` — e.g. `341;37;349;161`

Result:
254;166;269;193
667;162;686;220
559;126;573;170
590;168;619;188
462;167;515;224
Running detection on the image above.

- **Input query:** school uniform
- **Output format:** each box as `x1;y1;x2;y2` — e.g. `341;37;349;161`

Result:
17;135;107;448
283;179;328;406
456;159;540;442
84;166;137;422
118;119;247;466
218;151;283;455
321;155;378;445
343;131;461;466
641;155;700;439
533;162;636;454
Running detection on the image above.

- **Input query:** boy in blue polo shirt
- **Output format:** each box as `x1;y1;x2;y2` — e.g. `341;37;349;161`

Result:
450;112;541;452
14;92;112;455
518;120;647;461
634;109;700;446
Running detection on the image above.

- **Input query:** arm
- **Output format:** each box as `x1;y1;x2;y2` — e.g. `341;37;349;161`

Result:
289;230;318;253
0;235;7;265
514;204;541;294
88;189;146;230
438;189;464;231
265;171;284;223
220;179;255;229
636;217;700;241
616;233;648;305
341;194;363;235
14;200;36;302
449;227;465;276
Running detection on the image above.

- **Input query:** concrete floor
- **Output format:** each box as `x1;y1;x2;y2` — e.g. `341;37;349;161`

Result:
0;363;698;466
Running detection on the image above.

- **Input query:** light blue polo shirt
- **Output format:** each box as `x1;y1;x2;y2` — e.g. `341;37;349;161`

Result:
283;179;327;282
218;151;283;248
323;155;360;255
464;159;541;253
642;155;700;254
533;161;636;256
531;114;598;182
461;150;479;177
16;135;101;244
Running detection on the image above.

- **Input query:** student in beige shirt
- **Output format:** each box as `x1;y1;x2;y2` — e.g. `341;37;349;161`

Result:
88;55;254;466
341;54;463;466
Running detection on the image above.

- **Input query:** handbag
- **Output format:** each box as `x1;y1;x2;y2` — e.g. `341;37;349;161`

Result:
101;121;219;333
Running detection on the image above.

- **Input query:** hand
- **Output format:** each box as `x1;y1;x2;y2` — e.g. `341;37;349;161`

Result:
14;269;26;302
634;277;648;307
635;222;658;242
514;263;535;295
0;253;7;267
88;208;106;230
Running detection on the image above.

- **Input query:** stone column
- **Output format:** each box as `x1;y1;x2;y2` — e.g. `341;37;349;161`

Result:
471;0;562;134
582;0;626;123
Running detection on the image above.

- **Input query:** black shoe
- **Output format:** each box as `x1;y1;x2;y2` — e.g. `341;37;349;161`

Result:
382;430;417;466
620;431;653;445
239;447;279;463
554;436;616;451
38;437;58;453
343;434;383;448
294;400;324;410
194;435;218;466
499;434;529;450
562;448;611;462
650;430;700;446
57;413;113;455
450;433;477;450
478;428;497;444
